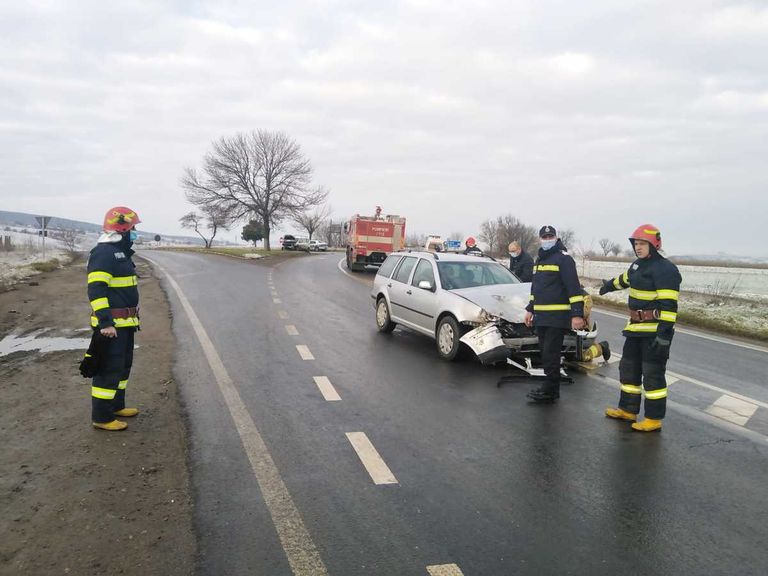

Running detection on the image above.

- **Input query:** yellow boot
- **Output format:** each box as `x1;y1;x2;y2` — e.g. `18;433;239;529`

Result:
632;418;662;432
114;408;139;417
605;407;637;422
93;420;128;431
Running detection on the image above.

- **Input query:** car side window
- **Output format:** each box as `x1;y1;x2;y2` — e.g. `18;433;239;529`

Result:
393;256;417;283
411;259;436;288
377;255;401;278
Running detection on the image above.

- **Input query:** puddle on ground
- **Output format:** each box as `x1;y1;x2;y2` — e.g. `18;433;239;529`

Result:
0;330;91;357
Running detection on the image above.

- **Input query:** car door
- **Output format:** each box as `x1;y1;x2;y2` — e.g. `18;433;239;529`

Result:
388;256;418;325
407;258;440;332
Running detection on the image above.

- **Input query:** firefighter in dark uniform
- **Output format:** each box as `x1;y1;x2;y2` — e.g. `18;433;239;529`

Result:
508;241;534;282
463;236;483;255
524;225;586;402
87;206;142;431
601;224;682;432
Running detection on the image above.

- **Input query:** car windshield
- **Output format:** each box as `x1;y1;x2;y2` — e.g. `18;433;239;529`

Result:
437;261;520;290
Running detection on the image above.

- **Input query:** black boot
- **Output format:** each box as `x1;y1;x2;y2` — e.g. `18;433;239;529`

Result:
600;341;611;362
527;386;560;403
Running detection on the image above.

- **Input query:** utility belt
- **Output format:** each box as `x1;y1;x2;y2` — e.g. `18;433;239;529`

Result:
110;306;139;319
628;308;659;322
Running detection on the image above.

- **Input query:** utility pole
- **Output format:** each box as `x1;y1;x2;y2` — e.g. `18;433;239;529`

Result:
35;216;51;259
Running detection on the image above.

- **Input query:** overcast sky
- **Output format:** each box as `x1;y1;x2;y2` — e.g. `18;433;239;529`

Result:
1;0;766;256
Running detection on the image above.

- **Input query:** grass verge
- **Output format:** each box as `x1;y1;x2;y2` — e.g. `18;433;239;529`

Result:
29;258;61;272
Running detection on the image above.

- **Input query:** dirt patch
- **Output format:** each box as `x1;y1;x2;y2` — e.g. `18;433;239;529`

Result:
0;261;195;575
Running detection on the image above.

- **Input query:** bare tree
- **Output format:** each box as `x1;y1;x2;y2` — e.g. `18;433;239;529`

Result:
181;130;328;250
179;205;228;248
293;202;330;241
479;219;501;256
609;242;622;257
558;228;577;251
598;238;612;256
406;233;427;248
55;228;81;255
496;215;538;255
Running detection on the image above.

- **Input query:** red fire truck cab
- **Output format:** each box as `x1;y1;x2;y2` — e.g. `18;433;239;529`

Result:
345;208;406;272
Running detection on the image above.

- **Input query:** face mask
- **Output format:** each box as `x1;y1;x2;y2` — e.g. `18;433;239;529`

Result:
129;230;137;242
541;239;556;250
509;251;520;258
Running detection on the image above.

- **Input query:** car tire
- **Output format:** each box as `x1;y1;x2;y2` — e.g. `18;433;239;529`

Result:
375;298;396;333
436;315;465;361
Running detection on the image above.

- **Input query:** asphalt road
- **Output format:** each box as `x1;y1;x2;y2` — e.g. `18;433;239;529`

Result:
143;250;768;576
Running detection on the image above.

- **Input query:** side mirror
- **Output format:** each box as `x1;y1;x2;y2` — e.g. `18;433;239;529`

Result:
418;280;434;291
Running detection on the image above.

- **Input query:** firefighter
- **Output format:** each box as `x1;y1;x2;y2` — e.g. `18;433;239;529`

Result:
524;225;586;403
463;236;483;255
600;224;682;432
87;206;141;431
508;241;534;282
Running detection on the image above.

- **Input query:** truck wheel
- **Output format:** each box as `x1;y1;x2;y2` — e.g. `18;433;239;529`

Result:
436;316;463;361
376;298;396;333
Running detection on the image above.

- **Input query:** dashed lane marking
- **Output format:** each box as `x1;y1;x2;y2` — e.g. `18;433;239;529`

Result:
427;565;465;576
313;376;341;402
296;345;315;360
706;394;759;426
286;325;299;336
273;298;282;304
278;311;289;319
144;257;328;576
345;432;398;485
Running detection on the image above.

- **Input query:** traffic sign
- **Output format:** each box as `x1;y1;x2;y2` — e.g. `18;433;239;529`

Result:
35;216;52;228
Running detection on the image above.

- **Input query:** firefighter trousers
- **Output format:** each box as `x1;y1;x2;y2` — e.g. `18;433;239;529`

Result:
618;336;668;420
91;328;135;423
536;326;568;392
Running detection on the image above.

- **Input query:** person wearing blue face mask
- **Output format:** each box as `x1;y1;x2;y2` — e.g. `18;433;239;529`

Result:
86;206;142;431
524;225;586;403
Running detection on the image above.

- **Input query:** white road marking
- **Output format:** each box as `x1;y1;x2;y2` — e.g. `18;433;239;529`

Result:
296;345;315;360
278;311;289;320
273;298;282;304
666;369;768;411
143;257;328;576
345;432;398;485
706;394;759;426
337;257;357;279
427;565;465;576
593;307;768;354
286;325;299;336
313;376;341;402
271;291;279;297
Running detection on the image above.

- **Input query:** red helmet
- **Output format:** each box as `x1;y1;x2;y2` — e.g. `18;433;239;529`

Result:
629;223;661;250
103;206;141;233
466;236;477;247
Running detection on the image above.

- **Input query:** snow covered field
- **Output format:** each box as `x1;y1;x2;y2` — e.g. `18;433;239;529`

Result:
0;229;75;287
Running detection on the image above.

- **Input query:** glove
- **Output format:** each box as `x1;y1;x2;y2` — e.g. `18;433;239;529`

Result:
649;336;671;352
598;279;612;295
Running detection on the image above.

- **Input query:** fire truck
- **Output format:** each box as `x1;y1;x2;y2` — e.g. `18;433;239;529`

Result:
345;207;406;272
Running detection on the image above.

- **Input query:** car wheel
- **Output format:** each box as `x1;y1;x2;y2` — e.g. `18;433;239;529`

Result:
436;316;463;361
375;298;396;333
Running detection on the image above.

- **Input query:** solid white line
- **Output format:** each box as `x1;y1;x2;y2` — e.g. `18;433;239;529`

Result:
286;325;299;336
427;565;465;576
278;310;289;320
345;432;398;485
313;376;341;402
593;307;768;354
706;394;759;426
296;345;315;360
337;257;357;280
144;257;328;575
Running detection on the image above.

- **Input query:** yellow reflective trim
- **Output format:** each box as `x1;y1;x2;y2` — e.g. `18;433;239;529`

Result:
90;316;140;328
624;322;659;332
536;265;560;272
92;387;117;400
643;229;659;235
658;311;677;322
629;288;657;301
109;275;138;288
90;297;110;312
84;353;92;358
534;304;571;311
118;379;128;390
621;384;643;394
656;289;679;301
529;294;535;301
569;295;585;304
645;388;668;400
613;277;622;289
622;271;629;283
88;271;113;284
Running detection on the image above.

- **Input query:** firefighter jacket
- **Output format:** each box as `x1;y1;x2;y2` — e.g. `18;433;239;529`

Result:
602;250;682;339
509;250;534;282
87;233;140;329
525;239;585;328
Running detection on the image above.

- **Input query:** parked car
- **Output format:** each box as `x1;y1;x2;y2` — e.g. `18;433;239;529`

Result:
295;237;311;251
281;234;297;250
309;239;328;251
370;251;597;365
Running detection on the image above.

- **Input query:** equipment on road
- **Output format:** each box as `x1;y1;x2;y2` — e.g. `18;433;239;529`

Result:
344;207;406;272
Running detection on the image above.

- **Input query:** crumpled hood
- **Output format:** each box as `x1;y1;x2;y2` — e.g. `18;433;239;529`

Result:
453;283;532;324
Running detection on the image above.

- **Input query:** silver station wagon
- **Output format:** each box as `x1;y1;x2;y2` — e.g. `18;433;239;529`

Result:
371;251;597;367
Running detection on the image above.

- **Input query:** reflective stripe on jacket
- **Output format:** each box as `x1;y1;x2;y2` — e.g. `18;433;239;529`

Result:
87;241;139;329
525;240;584;329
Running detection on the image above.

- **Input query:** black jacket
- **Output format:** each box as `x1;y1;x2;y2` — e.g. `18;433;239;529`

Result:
602;251;682;339
509;250;534;282
463;245;483;255
525;240;584;328
86;236;140;329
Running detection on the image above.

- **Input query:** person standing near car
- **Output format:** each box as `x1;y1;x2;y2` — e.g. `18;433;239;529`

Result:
508;240;534;282
601;224;682;432
87;206;142;431
524;225;586;403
